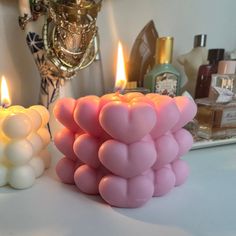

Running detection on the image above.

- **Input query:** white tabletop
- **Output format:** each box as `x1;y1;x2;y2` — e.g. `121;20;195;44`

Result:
1;143;236;236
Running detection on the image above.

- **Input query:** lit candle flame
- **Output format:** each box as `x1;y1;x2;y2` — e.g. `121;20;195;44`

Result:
115;41;127;92
1;76;11;108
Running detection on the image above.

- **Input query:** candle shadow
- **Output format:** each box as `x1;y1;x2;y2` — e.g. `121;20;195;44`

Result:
109;171;236;236
44;165;107;206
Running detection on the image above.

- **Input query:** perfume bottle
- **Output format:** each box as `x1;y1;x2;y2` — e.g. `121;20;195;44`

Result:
209;60;236;102
143;36;180;96
195;98;236;139
194;48;225;99
195;60;236;139
178;34;208;97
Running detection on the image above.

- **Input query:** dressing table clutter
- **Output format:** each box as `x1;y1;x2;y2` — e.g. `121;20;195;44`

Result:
195;60;236;139
0;77;51;189
174;32;236;142
53;42;197;208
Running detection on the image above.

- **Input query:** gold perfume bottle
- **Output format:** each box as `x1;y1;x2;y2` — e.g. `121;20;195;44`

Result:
195;60;236;139
195;98;236;139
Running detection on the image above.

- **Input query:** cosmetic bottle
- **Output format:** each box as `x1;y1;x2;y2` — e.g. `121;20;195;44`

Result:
194;48;225;99
144;37;180;96
178;34;208;97
195;60;236;139
195;98;236;139
209;60;236;102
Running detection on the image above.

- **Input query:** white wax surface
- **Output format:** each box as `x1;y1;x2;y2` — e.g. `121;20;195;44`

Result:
26;108;42;131
2;113;32;139
5;139;33;166
0;105;51;189
8;165;35;189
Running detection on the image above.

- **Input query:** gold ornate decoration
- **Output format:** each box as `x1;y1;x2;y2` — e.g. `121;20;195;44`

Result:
43;0;102;73
30;0;48;20
18;0;48;30
19;0;103;74
19;13;33;30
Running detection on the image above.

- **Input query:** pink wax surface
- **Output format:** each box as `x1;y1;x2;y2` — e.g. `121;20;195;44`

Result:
54;92;197;208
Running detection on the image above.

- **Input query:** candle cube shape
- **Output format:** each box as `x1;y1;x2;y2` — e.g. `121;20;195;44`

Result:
54;93;197;208
0;105;51;189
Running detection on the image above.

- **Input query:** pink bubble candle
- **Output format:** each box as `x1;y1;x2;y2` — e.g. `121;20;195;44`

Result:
0;76;51;189
54;43;197;208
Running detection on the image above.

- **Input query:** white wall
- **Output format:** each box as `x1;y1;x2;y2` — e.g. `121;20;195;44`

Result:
0;0;41;106
0;0;236;105
98;0;236;89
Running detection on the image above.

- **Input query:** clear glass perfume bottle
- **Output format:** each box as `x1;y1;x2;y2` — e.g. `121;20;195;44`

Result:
195;98;236;139
209;60;236;102
196;60;236;139
144;37;180;96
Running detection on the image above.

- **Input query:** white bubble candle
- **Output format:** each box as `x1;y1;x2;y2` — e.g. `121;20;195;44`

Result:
0;76;51;189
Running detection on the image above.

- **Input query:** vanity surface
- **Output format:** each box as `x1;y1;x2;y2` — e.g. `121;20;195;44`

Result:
0;143;236;236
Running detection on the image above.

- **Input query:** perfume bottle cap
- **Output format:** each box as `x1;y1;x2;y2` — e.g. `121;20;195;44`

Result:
155;36;173;64
208;49;225;63
218;60;236;74
194;34;207;48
